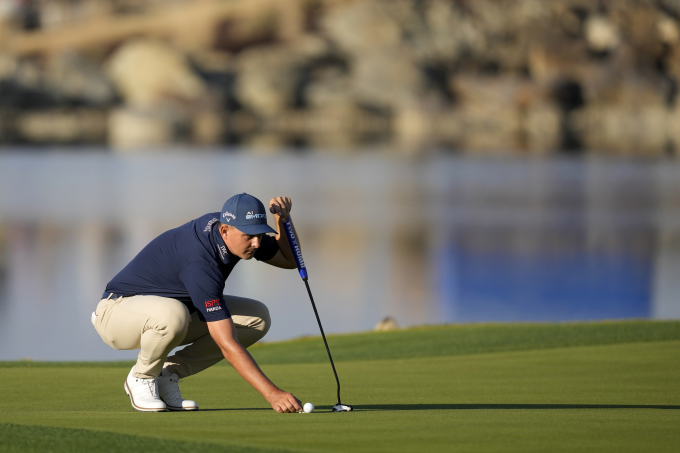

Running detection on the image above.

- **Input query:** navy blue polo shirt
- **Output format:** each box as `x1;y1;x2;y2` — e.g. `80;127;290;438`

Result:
104;213;279;322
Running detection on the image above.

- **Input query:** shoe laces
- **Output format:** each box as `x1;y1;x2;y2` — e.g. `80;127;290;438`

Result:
137;377;160;398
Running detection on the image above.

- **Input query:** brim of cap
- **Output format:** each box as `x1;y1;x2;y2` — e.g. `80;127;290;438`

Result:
234;224;277;235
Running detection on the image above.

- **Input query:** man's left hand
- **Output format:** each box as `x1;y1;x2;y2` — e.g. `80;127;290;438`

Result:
269;197;292;221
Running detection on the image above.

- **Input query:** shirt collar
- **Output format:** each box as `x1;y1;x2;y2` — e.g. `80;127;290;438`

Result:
211;221;238;264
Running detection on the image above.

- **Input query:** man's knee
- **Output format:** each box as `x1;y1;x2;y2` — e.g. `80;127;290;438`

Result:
257;303;271;335
227;297;271;333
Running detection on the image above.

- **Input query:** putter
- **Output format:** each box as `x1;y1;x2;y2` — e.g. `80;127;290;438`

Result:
283;217;353;412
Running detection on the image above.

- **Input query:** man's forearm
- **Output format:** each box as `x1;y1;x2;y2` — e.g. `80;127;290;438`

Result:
220;342;279;399
206;317;301;413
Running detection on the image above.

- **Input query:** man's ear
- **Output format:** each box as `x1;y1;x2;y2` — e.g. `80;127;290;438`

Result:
219;223;229;237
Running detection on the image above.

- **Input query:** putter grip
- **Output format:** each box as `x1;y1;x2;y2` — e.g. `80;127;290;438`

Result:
283;217;308;280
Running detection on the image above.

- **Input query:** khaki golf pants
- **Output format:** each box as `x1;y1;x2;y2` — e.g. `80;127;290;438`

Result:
93;294;271;379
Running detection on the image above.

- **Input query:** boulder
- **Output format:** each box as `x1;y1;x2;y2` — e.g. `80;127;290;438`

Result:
584;15;620;53
16;108;106;143
105;39;207;109
457;104;524;153
570;105;670;156
449;75;561;153
192;110;224;146
321;0;402;54
374;316;399;332
108;108;176;150
524;103;562;153
303;66;353;111
234;44;307;118
350;49;421;110
44;51;115;105
0;52;17;81
657;15;679;45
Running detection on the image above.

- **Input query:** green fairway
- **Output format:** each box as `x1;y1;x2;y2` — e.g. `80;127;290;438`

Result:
1;321;679;452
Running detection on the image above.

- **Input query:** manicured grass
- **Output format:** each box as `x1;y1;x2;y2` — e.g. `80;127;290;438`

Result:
1;321;679;452
0;424;286;453
3;320;678;368
248;319;680;364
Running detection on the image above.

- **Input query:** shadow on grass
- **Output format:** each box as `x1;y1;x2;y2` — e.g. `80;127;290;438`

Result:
186;403;680;413
347;404;680;411
198;408;271;412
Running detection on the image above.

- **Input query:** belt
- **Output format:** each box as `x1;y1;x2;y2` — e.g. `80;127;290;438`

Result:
94;292;125;328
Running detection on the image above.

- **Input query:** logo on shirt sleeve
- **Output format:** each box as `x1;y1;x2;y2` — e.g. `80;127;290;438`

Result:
205;299;223;312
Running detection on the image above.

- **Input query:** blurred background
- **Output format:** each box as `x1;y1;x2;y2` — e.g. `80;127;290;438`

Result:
0;0;679;361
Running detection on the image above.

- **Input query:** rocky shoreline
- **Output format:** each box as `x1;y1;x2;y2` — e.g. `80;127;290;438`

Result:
0;0;678;156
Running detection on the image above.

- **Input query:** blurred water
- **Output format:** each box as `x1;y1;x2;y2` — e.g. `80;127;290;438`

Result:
0;151;678;361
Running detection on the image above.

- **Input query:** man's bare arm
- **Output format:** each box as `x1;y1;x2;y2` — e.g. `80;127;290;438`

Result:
206;318;302;413
265;196;298;269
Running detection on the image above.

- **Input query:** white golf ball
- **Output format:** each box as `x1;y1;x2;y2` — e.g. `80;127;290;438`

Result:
303;402;314;413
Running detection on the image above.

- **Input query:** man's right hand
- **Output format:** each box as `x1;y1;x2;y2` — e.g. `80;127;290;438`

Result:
267;389;303;413
207;319;303;413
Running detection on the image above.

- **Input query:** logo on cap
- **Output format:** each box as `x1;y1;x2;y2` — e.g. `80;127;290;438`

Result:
246;211;266;220
222;211;236;222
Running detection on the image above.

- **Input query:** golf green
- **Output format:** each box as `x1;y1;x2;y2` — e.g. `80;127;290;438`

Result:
1;321;679;452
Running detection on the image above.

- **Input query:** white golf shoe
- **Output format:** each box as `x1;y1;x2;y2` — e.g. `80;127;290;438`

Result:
124;366;167;412
157;368;199;411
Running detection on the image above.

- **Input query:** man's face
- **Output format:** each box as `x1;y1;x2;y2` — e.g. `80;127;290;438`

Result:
220;224;261;260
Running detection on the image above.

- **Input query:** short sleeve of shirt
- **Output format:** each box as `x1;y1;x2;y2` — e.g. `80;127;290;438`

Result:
178;261;231;322
254;234;279;262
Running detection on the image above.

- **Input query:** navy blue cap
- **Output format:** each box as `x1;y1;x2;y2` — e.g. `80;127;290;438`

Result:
220;193;276;235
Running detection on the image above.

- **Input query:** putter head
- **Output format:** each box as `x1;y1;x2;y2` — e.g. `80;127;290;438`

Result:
332;404;353;412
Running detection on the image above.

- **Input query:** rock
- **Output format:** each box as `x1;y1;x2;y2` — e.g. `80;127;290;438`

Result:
570;105;670;156
192;110;224;145
583;74;667;108
449;75;560;153
411;0;476;63
657;16;680;44
304;67;353;110
668;106;680;153
394;104;434;151
0;52;17;80
350;49;421;110
108;108;176;150
321;0;402;54
458;104;524;153
44;51;115;105
524;103;562;152
528;39;593;87
234;44;306;118
374;316;399;332
105;39;207;109
16;108;106;143
584;15;620;53
452;75;546;109
666;43;680;82
242;132;286;153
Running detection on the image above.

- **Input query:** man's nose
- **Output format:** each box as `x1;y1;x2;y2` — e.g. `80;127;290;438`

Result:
252;237;260;248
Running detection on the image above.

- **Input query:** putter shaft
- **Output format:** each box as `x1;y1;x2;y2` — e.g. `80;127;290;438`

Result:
303;277;342;406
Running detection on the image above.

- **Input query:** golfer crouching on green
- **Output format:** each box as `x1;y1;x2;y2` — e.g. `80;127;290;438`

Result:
92;193;303;413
